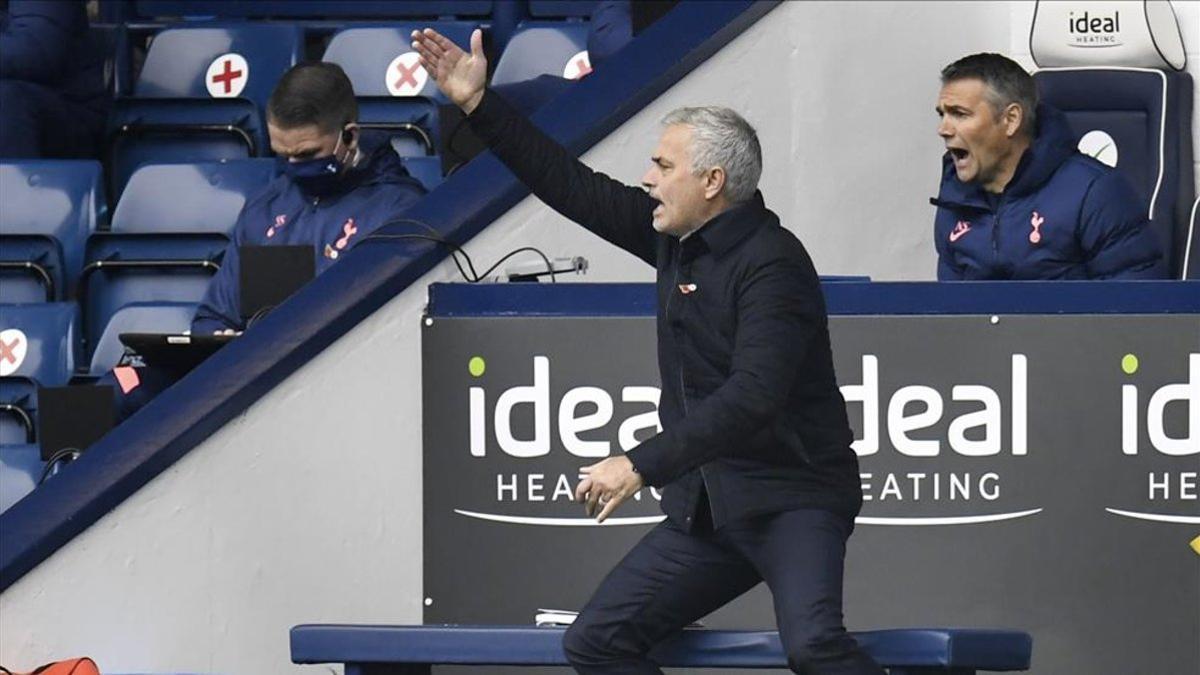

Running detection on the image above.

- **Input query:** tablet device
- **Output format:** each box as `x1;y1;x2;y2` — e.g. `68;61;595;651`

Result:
239;245;315;323
117;332;237;370
38;385;114;460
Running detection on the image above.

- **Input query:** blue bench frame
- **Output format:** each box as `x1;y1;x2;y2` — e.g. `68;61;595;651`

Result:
290;625;1033;674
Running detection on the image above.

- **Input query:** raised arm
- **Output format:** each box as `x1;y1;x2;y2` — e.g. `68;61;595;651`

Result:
412;28;658;265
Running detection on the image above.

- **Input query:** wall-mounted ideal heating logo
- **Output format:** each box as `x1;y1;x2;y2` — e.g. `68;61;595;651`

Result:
841;353;1042;526
454;351;1049;528
458;355;666;527
1067;10;1123;47
1109;352;1199;524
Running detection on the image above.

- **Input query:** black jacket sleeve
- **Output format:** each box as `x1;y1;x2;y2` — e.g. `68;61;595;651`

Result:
467;89;659;266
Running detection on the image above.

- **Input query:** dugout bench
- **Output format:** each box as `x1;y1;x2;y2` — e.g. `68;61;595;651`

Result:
290;624;1032;673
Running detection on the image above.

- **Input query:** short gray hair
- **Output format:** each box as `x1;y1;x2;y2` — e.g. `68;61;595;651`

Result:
940;53;1038;136
661;106;762;203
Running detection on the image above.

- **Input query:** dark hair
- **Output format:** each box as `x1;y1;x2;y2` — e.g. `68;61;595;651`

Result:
940;53;1038;136
267;62;358;132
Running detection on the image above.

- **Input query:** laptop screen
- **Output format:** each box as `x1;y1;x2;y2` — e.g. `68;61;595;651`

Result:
238;245;316;323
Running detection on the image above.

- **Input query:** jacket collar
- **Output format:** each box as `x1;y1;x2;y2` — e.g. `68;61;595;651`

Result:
688;190;773;258
934;103;1077;210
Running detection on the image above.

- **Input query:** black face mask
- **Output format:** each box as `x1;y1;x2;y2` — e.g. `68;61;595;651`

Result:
278;129;354;197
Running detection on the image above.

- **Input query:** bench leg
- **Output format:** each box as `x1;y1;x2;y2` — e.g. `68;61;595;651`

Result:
345;664;432;675
889;669;974;675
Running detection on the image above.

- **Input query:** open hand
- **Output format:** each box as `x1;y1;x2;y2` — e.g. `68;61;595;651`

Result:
411;27;487;114
575;456;644;523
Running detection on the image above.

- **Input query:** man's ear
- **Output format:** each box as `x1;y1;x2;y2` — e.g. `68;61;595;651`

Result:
1003;103;1024;138
343;123;360;147
704;166;726;200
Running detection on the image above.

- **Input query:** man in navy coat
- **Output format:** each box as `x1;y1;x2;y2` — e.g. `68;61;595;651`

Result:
932;53;1164;280
105;63;425;417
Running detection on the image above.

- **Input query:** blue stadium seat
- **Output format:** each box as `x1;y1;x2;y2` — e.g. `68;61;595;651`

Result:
0;380;37;445
112;160;276;235
0;444;42;514
79;234;223;363
0;302;78;446
107;23;302;197
88;302;197;376
132;1;491;19
1034;68;1195;279
0;161;104;303
492;22;592;86
402;156;443;191
528;1;600;18
0;303;80;386
323;24;478;157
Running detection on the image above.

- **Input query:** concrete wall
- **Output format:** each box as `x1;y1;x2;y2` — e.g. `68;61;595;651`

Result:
490;0;1017;283
2;2;1195;673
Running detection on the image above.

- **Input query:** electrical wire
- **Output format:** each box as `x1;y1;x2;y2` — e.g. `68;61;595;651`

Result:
356;216;558;282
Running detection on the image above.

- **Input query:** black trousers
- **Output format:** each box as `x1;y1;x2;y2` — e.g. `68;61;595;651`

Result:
563;508;884;674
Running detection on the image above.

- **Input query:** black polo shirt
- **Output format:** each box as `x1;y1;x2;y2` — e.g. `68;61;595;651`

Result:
470;90;862;530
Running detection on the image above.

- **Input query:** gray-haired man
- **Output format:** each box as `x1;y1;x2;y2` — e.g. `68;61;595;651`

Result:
413;28;882;674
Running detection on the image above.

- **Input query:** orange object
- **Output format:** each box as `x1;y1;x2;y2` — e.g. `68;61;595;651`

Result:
0;657;101;674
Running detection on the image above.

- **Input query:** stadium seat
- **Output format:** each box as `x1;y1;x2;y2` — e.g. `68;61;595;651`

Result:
528;1;600;18
88;302;197;376
401;156;444;191
0;161;105;303
0;380;36;445
1034;68;1195;279
79;235;223;363
131;1;491;19
107;23;303;197
112;160;276;235
0;303;80;386
79;161;271;361
322;24;479;157
0;444;42;514
0;301;78;449
492;22;592;86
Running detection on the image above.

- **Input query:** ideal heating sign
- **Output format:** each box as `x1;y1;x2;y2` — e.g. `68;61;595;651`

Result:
424;314;1198;529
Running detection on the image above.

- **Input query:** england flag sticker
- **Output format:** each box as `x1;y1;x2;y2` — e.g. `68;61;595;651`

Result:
206;53;249;98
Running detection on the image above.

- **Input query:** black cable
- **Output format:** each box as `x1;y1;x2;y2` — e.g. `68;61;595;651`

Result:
357;233;480;282
357;217;557;283
246;304;276;328
39;448;81;485
376;217;480;280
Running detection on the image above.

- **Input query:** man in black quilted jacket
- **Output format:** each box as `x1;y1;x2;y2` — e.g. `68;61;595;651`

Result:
413;27;882;675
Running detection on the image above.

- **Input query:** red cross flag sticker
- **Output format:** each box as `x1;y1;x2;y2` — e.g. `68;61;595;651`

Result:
206;53;249;98
563;50;592;80
0;328;29;377
386;52;429;97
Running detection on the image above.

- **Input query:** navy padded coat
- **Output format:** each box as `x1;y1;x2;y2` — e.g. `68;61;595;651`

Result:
932;104;1165;280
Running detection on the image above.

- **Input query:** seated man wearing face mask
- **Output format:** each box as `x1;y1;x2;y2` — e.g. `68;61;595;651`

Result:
192;61;427;332
101;62;426;420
